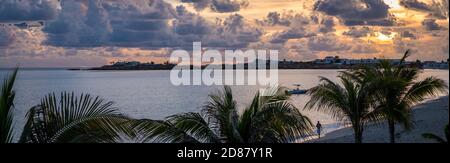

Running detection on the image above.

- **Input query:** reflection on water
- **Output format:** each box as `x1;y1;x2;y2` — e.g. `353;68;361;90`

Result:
1;69;448;139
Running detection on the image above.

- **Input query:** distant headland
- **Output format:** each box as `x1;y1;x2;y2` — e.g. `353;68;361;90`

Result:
68;56;449;71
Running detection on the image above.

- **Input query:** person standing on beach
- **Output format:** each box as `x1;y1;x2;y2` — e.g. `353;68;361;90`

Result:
316;121;322;138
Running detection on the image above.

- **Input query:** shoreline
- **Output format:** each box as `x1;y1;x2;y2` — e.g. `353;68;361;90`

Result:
307;95;449;143
1;68;448;71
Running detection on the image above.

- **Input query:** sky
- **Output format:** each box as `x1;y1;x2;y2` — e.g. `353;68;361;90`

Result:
0;0;448;67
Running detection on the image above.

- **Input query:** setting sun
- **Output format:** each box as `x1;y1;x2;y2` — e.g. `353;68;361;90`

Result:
374;32;397;42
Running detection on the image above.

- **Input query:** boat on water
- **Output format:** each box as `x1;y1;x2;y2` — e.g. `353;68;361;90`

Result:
287;84;308;95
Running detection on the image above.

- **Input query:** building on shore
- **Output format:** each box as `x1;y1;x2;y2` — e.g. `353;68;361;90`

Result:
113;61;141;67
313;56;417;66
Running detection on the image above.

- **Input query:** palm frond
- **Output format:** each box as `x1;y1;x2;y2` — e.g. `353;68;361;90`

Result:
19;92;127;143
69;117;135;143
252;101;313;143
402;77;448;105
398;67;420;82
167;112;220;143
239;86;291;140
305;76;350;123
203;86;243;143
130;119;200;143
393;50;411;76
421;124;448;143
422;133;447;143
259;86;290;104
238;93;260;142
0;67;18;143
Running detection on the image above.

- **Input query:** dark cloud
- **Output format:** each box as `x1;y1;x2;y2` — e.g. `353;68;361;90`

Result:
314;0;396;26
44;0;116;47
343;26;373;38
213;14;263;47
42;0;261;49
255;11;335;51
257;11;336;36
172;11;262;48
211;0;249;13
180;0;249;13
400;0;448;19
258;12;335;46
434;0;449;18
173;17;210;35
319;17;335;33
262;12;291;26
400;30;417;39
257;11;312;27
180;0;210;11
0;0;60;23
307;34;351;52
270;28;316;44
400;0;432;11
422;19;443;30
365;17;396;26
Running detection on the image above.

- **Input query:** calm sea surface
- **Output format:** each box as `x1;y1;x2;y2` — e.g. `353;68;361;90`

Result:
1;69;448;140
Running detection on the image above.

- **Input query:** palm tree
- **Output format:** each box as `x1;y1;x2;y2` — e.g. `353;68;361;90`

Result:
422;124;448;143
350;50;448;143
19;92;133;143
305;74;381;143
136;86;314;143
0;68;18;143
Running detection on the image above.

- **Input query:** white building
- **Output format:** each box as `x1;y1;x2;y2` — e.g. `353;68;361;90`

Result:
113;61;141;66
323;56;337;64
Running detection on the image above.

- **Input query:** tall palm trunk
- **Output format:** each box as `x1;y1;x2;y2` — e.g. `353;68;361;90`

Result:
354;130;362;143
388;118;395;143
353;123;363;143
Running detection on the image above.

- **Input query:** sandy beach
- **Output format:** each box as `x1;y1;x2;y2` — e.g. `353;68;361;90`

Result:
308;95;449;143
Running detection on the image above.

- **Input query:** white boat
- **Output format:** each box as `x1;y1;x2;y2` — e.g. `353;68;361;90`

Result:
287;84;308;95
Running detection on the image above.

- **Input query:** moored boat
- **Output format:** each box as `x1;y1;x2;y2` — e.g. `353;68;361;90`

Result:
287;84;308;95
